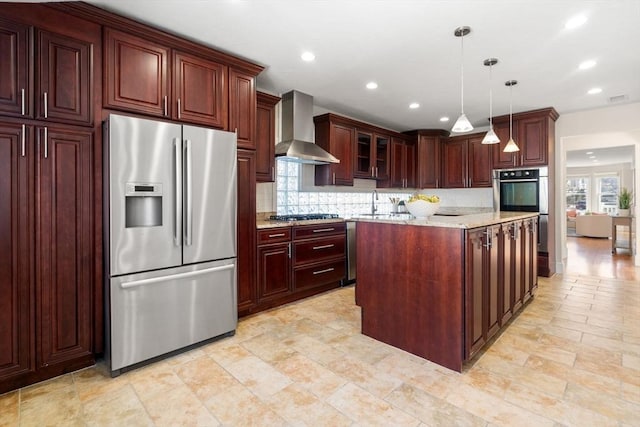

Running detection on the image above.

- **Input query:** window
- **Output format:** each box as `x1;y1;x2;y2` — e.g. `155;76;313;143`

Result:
596;174;619;214
566;176;589;212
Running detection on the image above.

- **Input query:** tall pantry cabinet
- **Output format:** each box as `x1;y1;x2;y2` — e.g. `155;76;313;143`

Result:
0;5;101;394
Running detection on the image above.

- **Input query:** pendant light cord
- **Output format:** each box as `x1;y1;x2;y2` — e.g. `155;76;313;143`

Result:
509;84;513;139
489;63;493;126
460;33;465;114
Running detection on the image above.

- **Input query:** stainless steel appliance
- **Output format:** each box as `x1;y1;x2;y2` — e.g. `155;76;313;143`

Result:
345;221;356;285
104;114;237;375
493;166;548;252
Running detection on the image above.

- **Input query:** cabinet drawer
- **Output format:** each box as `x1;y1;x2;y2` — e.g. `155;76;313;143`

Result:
257;227;291;245
294;235;345;266
293;259;345;291
293;222;346;239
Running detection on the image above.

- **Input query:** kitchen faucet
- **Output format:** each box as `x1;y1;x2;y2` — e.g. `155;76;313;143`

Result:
371;190;378;215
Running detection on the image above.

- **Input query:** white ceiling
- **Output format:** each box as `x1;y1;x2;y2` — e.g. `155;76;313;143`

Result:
566;145;635;168
79;1;639;133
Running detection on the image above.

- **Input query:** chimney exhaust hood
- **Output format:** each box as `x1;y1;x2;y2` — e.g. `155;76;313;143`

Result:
275;90;340;165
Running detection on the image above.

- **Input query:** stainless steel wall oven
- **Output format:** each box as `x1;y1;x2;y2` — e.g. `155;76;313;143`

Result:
493;167;548;253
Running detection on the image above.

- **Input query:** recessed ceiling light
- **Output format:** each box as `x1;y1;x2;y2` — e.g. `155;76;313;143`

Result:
578;60;597;70
565;15;587;30
589;155;596;159
588;87;602;95
586;151;593;154
409;103;420;109
440;117;450;122
366;82;378;90
301;52;315;62
592;159;599;163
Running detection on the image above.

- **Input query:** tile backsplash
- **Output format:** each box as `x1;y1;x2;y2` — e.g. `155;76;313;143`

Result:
256;159;494;217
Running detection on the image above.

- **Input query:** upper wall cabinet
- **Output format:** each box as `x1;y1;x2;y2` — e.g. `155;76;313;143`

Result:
256;91;280;182
229;68;256;149
104;28;231;129
0;17;93;126
173;50;228;128
388;136;415;189
405;129;448;189
314;114;355;186
442;133;492;188
492;107;558;169
104;28;171;118
354;131;390;181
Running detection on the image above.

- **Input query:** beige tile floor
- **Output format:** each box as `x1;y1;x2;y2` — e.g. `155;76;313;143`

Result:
1;274;639;426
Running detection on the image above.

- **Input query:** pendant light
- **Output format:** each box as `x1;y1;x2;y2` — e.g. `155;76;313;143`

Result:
481;58;500;144
503;80;520;153
451;26;473;133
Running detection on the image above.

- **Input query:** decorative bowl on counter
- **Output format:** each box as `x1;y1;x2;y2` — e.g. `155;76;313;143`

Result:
406;199;440;219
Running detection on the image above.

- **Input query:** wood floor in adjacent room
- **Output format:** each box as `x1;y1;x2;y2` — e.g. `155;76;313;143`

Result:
1;244;639;426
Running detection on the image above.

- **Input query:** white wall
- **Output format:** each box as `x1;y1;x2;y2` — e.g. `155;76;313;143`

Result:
555;102;640;269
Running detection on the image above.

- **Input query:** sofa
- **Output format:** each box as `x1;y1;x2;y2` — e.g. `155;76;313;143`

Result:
575;214;612;238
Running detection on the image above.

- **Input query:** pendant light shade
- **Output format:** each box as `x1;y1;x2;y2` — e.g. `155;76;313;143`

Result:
451;26;473;133
503;80;520;153
482;58;500;144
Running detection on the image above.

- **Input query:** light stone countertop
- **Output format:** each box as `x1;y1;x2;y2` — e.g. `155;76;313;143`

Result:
350;210;539;229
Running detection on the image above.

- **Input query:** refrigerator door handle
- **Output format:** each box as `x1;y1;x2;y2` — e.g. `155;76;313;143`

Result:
184;139;193;246
119;263;235;289
174;139;182;247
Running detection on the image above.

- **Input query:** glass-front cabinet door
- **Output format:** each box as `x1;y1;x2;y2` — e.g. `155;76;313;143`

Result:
355;131;373;178
354;130;389;180
374;134;390;180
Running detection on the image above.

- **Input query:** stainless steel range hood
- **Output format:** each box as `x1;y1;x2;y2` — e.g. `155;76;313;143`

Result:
275;90;339;164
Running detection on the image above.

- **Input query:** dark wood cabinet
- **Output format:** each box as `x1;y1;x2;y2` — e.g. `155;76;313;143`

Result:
0;122;94;393
292;223;346;292
0;123;34;388
0;17;92;125
465;224;500;360
522;217;538;301
389;137;415;188
492;108;559;169
37;31;92;125
407;130;447;189
229;68;256;149
442;136;468;188
442;134;492;188
237;149;257;316
257;228;292;302
104;28;170;118
36;126;93;369
173;50;227;128
256;92;280;182
314;114;355;186
354;131;389;180
257;243;292;300
0;17;31;118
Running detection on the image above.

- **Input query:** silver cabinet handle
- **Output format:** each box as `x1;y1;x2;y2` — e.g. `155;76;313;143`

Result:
177;98;181;119
313;267;334;275
174;139;181;246
313;228;335;233
43;127;48;158
376;167;379;178
163;95;168;116
371;167;375;178
332;172;336;185
184;139;192;246
21;124;26;157
120;264;235;289
288;242;291;259
313;244;334;250
271;166;275;181
268;233;286;238
21;88;25;115
483;229;492;249
43;92;48;118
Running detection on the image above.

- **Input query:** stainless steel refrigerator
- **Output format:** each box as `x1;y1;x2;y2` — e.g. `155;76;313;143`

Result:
104;114;237;375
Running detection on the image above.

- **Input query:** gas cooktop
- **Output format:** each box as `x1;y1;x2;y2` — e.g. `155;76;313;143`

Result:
270;213;340;221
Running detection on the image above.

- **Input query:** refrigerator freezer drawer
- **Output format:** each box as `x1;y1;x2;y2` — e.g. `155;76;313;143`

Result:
109;259;237;372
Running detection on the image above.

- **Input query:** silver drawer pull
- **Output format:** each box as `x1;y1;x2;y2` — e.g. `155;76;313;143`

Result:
312;267;334;275
313;244;334;250
268;233;286;238
312;228;334;233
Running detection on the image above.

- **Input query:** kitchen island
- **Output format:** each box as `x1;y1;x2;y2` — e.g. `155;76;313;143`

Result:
354;211;539;372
